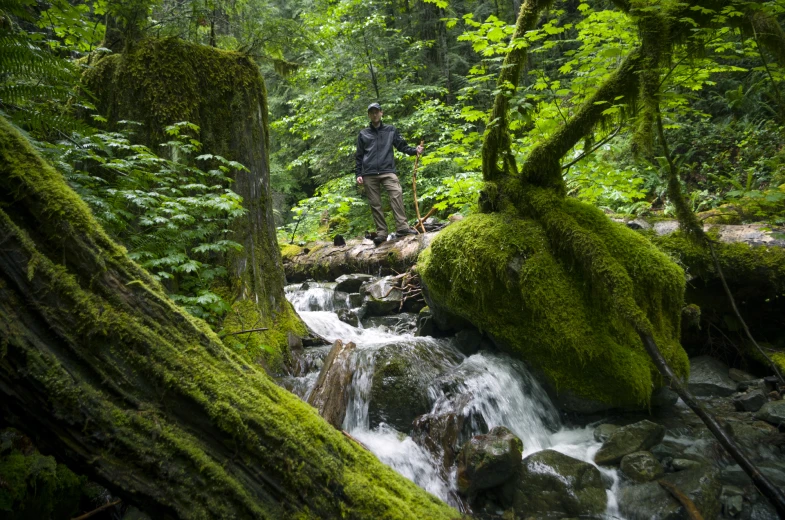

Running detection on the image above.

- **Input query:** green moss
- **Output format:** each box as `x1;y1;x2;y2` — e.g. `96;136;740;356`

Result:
419;206;688;409
1;115;457;519
280;243;304;260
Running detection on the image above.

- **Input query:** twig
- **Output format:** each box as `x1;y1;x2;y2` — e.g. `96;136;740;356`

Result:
71;499;121;520
561;124;621;171
658;480;703;520
342;430;369;450
225;327;269;336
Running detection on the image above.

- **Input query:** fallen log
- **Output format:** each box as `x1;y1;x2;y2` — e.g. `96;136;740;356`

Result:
307;340;357;428
0;117;457;519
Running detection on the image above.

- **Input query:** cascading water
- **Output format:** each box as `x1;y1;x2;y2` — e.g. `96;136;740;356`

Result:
283;280;621;517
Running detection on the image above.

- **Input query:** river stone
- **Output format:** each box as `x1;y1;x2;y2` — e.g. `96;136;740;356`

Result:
513;449;607;517
362;276;403;316
593;424;619;443
411;412;464;472
733;389;768;412
335;274;376;293
728;368;756;382
672;458;703;471
721;485;744;517
754;400;785;426
367;343;439;432
415;307;436;337
594;420;665;466
453;328;483;356
688;356;736;397
336;308;359;327
456;426;523;496
620;451;664;483
307;340;357;428
720;462;785;489
618;481;681;520
661;467;722;520
651;386;679;408
348;292;363;308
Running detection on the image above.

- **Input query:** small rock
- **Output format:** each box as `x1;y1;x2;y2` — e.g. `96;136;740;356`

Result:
721;485;744;517
348;292;363;308
733;389;768;412
335;273;376;293
672;458;703;471
688;356;737;397
625;218;652;230
736;378;765;392
660;467;722;519
336;308;359;327
593;424;619;443
594;420;666;466
415;307;436;337
618;481;681;519
651;386;679;408
363;276;403;316
514;450;607;517
729;368;756;382
767;390;781;401
456;426;523;496
620;451;664;482
754;400;785;426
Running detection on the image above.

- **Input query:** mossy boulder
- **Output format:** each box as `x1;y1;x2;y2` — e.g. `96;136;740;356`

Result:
456;426;523;496
419;206;689;411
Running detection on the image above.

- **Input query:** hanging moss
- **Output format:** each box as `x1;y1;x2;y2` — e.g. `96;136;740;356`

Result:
419;207;688;409
82;38;299;363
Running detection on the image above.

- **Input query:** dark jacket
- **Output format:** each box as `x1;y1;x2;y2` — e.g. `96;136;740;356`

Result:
355;122;417;178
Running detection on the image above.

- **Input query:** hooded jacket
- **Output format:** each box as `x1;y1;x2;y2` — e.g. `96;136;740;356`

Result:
355;122;417;178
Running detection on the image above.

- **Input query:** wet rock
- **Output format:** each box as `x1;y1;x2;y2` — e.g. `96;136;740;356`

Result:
720;462;785;489
411;412;465;472
513;449;607;517
688;356;737;397
672;458;703;471
620;451;664;482
453;328;484;356
335;273;376;293
456;426;523;496
736;378;765;393
651;386;679;408
336;308;359;327
721;485;744;517
729;368;756;383
593;424;619;443
415;306;436;337
307;340;356;428
348;292;363;308
661;467;722;519
754;400;785;426
362;276;403;316
733;389;768;412
618;481;681;520
594;420;666;466
362;313;417;335
368;343;440;432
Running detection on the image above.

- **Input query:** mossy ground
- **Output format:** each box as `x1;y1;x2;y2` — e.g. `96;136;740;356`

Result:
419;204;689;409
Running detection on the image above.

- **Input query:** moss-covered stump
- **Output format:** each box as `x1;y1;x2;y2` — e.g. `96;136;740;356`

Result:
82;38;303;367
419;205;689;412
652;231;785;373
0;117;457;519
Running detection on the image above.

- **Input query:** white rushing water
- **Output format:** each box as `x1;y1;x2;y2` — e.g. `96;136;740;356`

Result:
284;281;621;516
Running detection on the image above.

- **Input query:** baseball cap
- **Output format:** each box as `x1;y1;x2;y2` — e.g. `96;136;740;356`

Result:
367;102;382;112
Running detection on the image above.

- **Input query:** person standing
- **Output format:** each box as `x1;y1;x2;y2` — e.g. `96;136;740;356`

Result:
356;102;424;245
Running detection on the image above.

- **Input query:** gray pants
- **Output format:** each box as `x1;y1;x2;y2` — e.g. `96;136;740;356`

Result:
363;173;408;235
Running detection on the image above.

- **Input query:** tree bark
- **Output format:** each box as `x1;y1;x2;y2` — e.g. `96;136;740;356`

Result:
0;116;457;519
307;340;357;429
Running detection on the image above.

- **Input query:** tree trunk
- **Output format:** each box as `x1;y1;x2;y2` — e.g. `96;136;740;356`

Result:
0;116;457;519
81;38;304;368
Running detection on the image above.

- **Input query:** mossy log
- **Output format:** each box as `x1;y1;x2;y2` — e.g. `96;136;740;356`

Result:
81;38;304;368
282;233;437;282
0;117;458;519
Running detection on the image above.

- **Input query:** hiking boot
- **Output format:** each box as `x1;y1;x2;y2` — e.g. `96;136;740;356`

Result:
396;227;419;236
372;235;387;246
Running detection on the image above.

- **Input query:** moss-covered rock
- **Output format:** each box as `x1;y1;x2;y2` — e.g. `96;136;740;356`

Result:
419;205;689;411
81;38;302;367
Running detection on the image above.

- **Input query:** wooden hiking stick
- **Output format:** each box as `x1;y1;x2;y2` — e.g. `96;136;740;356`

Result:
412;140;426;234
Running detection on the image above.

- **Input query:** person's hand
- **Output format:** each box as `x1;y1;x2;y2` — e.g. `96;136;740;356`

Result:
416;144;424;155
356;176;364;185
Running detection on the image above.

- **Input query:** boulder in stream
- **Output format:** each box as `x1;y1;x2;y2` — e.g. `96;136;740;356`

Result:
688;356;737;397
362;276;404;316
335;274;377;293
513;449;607;517
732;389;767;412
619;451;664;482
307;340;356;428
618;467;721;520
754;399;785;426
594;419;665;465
456;426;523;496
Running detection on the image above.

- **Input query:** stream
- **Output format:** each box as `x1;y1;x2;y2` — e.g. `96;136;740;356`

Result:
281;280;623;517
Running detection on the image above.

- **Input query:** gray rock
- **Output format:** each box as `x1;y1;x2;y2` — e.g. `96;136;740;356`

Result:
618;481;681;520
660;467;722;520
411;412;466;472
513;449;607;517
754;400;785;426
688;356;737;397
336;308;359;327
720;462;785;489
593;424;619;443
672;458;704;471
651;386;679;408
456;426;523;495
415;307;436;337
733;390;768;412
721;485;744;517
620;451;664;482
729;368;757;382
595;420;666;465
335;273;376;293
362;276;403;316
348;292;364;308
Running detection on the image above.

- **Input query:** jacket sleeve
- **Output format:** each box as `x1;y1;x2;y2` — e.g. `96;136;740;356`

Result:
392;127;417;156
355;132;364;177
